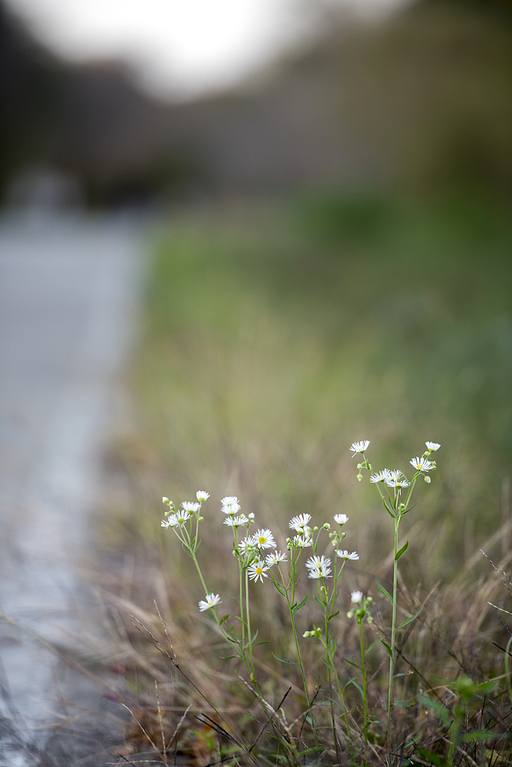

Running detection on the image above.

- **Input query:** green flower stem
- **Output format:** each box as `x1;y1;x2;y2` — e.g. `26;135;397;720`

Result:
245;568;256;682
188;548;209;596
359;618;368;748
387;514;399;747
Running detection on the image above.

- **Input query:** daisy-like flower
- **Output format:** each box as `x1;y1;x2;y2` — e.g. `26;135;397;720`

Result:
182;501;200;513
410;456;434;472
221;501;241;515
305;555;332;579
333;513;349;525
385;470;410;488
289;513;312;532
292;534;313;548
221;496;239;506
248;560;269;582
166;511;191;527
265;551;288;567
198;593;221;612
238;537;255;553
350;440;370;455
196;491;210;502
351;590;363;604
336;549;359;561
223;515;249;527
162;496;170;504
425;442;441;452
253;528;276;549
370;469;390;484
161;519;172;528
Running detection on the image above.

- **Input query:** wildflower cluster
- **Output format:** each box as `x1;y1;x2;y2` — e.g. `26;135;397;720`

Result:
160;438;441;760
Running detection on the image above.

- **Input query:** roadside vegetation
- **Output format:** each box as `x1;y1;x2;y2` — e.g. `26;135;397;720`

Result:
101;191;512;765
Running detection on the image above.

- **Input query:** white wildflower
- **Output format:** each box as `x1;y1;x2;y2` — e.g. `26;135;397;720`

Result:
166;511;191;527
196;491;210;502
221;500;241;515
333;513;349;525
253;528;276;549
350;440;370;455
336;549;359;561
289;513;312;532
425;442;441;452
223;515;249;527
265;551;288;567
410;456;434;472
370;469;390;484
305;555;332;579
198;593;221;612
248;560;269;582
182;501;200;513
221;496;239;506
351;590;363;604
292;534;313;548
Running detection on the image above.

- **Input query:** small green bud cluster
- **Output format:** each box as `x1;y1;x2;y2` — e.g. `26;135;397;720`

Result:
347;593;373;624
303;626;322;639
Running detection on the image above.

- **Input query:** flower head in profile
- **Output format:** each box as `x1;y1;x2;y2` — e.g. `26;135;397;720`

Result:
223;515;249;527
265;551;287;567
164;511;191;527
248;560;269;582
253;528;276;549
333;513;349;525
221;498;241;515
350;440;370;455
425;442;441;453
196;491;210;502
292;534;313;548
198;593;221;612
305;555;332;579
410;456;434;472
289;513;312;532
370;469;390;484
385;470;410;488
182;501;200;513
238;537;255;555
336;549;359;561
351;590;363;604
221;496;239;506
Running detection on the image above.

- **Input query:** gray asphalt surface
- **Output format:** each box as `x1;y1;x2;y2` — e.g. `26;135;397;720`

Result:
0;212;144;764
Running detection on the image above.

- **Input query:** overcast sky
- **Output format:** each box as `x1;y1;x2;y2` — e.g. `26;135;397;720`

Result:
7;0;407;98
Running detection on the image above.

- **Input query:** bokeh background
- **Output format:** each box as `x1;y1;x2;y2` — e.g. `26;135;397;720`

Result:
2;0;512;577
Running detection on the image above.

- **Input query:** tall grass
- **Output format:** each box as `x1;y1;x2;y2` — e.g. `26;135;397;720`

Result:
102;192;512;764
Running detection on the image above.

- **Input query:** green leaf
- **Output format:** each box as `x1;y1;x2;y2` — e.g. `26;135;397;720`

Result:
291;594;309;614
395;541;409;561
366;640;381;654
348;678;364;698
381;640;393;658
376;578;393;602
476;679;498;696
272;653;299;665
462;730;509;743
219;614;229;626
394;700;414;708
418;694;451;727
273;582;286;597
344;659;362;671
397;606;424;630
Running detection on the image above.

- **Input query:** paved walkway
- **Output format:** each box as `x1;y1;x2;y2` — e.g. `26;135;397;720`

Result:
0;213;144;763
